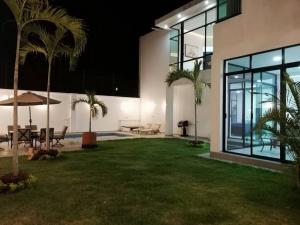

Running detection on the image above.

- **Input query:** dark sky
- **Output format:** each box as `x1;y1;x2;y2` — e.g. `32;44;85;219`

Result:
0;0;191;97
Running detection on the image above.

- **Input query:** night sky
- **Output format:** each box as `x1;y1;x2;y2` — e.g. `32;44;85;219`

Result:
0;0;191;97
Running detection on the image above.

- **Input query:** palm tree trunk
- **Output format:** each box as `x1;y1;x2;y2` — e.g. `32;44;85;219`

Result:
12;30;21;176
89;108;92;133
46;59;52;151
297;157;300;189
194;101;198;143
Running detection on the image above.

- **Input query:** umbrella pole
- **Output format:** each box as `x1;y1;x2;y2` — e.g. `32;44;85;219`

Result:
29;106;32;128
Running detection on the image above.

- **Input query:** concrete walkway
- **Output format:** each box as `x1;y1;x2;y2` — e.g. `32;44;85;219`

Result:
0;132;168;158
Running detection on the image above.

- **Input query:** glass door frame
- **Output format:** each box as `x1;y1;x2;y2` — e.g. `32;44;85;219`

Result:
223;65;291;162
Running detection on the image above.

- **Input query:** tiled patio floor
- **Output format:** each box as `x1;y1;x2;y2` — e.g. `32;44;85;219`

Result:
0;132;167;158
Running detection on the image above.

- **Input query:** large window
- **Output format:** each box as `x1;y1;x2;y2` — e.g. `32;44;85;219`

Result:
223;44;300;162
169;7;217;71
217;0;241;21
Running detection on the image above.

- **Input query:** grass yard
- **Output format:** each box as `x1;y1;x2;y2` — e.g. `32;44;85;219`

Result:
0;138;299;225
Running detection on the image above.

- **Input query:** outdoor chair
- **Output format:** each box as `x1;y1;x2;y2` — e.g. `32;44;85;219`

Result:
37;128;54;149
53;126;68;147
132;123;151;134
0;134;9;150
7;125;21;141
151;124;161;134
139;123;161;135
11;128;32;148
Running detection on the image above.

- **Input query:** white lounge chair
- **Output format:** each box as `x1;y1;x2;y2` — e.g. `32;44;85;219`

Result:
139;124;161;135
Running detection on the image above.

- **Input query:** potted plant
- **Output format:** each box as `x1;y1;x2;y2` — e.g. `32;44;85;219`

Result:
72;91;108;148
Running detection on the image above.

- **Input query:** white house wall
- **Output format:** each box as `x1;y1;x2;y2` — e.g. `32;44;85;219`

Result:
0;89;140;134
139;30;170;131
211;0;300;152
139;29;211;137
173;85;211;138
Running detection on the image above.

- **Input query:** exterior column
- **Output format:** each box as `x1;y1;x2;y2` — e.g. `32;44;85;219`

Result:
165;86;174;136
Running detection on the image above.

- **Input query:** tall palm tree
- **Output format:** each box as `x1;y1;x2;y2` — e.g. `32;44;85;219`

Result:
72;91;108;133
20;24;87;151
3;0;87;176
166;60;210;144
255;73;300;188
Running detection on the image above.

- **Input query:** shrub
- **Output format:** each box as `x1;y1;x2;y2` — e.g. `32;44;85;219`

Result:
0;174;38;193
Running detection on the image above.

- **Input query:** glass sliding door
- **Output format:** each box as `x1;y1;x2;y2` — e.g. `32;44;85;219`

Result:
225;70;281;159
252;70;280;159
225;73;251;155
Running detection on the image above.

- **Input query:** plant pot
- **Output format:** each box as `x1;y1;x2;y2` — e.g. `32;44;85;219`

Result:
82;132;97;149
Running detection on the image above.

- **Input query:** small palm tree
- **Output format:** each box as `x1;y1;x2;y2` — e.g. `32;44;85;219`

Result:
166;60;210;144
20;24;87;151
255;72;300;188
3;0;86;176
72;91;108;133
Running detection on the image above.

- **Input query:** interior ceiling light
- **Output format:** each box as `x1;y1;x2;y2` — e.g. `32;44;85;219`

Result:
273;56;282;62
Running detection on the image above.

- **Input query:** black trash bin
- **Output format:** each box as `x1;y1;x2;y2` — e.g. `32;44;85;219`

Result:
178;121;189;137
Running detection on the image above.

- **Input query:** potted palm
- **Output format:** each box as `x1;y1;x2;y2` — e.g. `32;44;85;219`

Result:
72;91;108;148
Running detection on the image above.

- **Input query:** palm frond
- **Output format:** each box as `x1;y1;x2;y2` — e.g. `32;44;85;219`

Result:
166;70;193;86
94;100;108;117
195;81;204;105
21;7;87;56
71;98;88;110
19;42;47;64
284;72;300;112
3;0;20;22
193;60;202;81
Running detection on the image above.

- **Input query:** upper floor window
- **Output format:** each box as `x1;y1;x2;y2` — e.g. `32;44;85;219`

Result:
217;0;241;21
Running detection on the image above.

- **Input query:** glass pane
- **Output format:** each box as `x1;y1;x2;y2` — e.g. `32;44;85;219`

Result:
252;70;280;159
184;14;205;33
285;45;300;64
170;36;180;64
218;0;227;20
206;24;214;54
207;8;217;24
226;56;250;73
225;73;252;155
252;50;282;69
183;59;203;71
184;28;205;60
218;0;241;21
170;24;181;38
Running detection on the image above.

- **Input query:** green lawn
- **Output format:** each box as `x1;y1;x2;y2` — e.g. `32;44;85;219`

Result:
0;138;299;225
